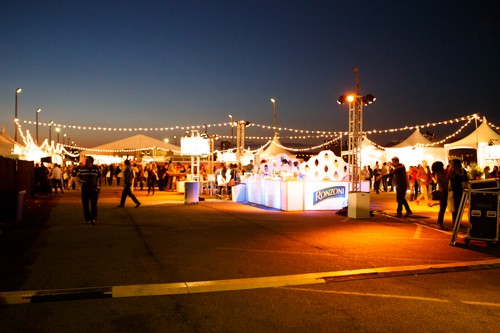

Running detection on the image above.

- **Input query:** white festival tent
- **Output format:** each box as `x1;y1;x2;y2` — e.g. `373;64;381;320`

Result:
444;117;500;168
0;128;25;158
255;135;296;161
81;134;181;164
384;128;446;166
0;129;15;156
342;136;386;168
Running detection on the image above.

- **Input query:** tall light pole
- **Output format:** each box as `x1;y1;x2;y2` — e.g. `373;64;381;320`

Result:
35;108;41;144
337;67;376;218
49;120;54;143
56;127;60;144
229;114;234;148
270;98;277;137
63;133;67;145
14;88;22;142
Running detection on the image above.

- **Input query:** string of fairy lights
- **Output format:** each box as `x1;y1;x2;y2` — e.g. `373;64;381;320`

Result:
15;113;495;154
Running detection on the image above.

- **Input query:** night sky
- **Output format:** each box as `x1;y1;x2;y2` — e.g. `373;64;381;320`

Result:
1;1;499;148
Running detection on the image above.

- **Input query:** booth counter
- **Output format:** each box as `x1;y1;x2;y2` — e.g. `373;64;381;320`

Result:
244;177;370;211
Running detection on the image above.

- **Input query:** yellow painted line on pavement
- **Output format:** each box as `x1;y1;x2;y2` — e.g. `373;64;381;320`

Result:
461;301;500;307
413;225;422;239
217;247;341;257
282;287;450;303
1;259;499;305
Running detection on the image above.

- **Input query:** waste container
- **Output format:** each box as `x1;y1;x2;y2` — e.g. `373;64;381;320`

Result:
184;181;199;204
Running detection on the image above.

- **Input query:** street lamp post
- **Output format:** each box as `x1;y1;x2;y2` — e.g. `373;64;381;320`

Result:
14;88;22;142
35;108;41;144
56;127;60;144
49;120;54;143
229;114;234;148
270;98;277;137
63;133;67;145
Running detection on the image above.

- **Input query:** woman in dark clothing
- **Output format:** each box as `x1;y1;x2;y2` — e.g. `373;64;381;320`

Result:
373;167;382;194
448;159;468;224
146;164;158;196
431;161;448;230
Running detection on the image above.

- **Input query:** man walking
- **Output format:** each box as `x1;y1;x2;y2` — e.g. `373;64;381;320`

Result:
389;157;412;217
77;156;101;225
51;163;64;194
117;159;141;208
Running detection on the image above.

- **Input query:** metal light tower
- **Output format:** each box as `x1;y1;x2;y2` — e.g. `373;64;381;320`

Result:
337;67;376;218
349;67;362;191
236;120;249;163
229;114;234;148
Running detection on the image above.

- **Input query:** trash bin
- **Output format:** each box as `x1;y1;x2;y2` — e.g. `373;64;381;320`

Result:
17;190;27;222
184;181;199;204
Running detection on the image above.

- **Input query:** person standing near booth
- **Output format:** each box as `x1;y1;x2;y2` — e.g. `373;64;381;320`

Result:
78;156;101;225
431;161;448;230
389;157;412;217
448;159;468;224
415;160;432;206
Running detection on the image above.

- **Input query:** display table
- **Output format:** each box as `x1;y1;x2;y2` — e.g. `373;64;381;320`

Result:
245;177;369;211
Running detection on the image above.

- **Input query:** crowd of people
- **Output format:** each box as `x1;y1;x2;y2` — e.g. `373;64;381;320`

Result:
364;158;499;229
34;156;499;229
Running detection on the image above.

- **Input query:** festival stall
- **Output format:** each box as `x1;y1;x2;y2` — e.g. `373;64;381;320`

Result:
341;136;386;167
254;135;296;161
0;129;15;156
444;117;500;168
244;150;369;211
384;128;446;166
81;134;180;164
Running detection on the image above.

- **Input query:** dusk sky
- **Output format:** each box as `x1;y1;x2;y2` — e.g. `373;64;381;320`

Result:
1;1;499;148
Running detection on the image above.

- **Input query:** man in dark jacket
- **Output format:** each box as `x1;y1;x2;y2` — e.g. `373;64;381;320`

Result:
390;157;412;217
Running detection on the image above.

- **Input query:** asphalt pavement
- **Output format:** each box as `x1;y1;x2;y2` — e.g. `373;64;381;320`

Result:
0;184;498;332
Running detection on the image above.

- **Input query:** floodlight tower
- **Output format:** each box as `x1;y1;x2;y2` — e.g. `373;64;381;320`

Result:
337;67;376;218
236;120;250;163
349;67;362;192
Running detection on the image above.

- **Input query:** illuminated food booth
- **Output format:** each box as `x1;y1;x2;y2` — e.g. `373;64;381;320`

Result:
244;151;369;211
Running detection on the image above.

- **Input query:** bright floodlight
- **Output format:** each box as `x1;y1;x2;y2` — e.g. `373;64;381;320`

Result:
362;94;376;105
347;95;355;103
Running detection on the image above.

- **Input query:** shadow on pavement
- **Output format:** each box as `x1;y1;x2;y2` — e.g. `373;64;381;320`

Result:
0;196;57;291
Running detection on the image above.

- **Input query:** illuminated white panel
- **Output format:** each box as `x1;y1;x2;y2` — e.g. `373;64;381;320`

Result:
181;137;210;156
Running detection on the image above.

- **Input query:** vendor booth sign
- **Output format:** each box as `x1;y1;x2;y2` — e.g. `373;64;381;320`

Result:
304;182;349;210
313;185;346;205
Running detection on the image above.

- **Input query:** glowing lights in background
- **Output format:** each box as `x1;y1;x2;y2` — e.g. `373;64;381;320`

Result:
18;113;480;141
13;113;496;155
